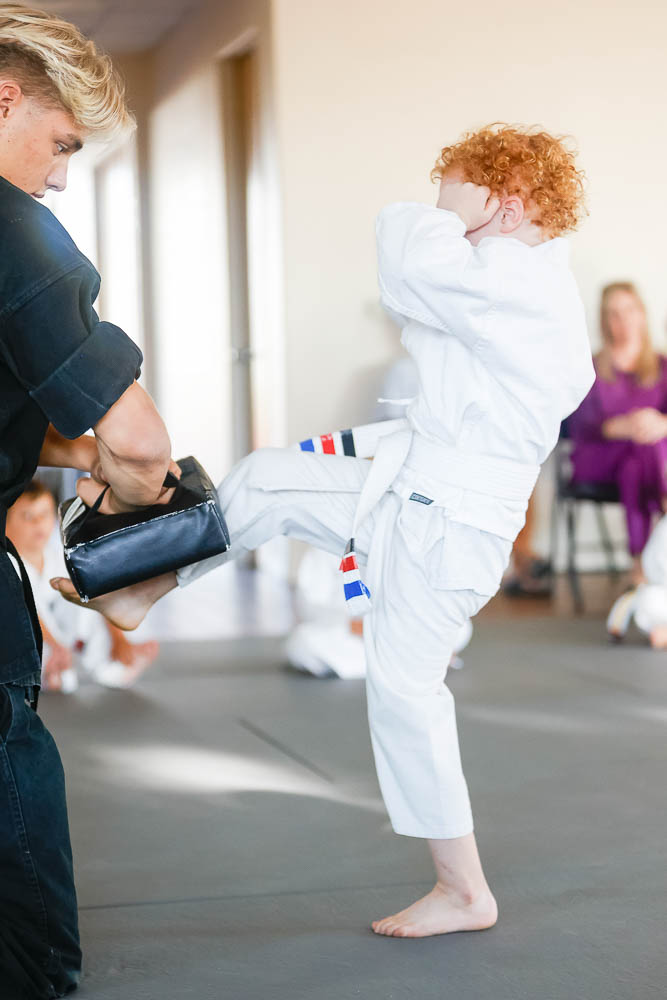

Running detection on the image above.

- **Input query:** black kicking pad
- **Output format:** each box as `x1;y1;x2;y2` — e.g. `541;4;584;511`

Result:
59;456;230;601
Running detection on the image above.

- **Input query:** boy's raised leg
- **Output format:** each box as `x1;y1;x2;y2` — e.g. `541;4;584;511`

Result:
50;447;373;630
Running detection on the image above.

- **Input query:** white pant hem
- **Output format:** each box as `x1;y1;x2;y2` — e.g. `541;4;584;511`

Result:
391;821;475;840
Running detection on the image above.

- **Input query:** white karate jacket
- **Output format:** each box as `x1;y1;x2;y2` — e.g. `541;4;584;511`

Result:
376;203;595;540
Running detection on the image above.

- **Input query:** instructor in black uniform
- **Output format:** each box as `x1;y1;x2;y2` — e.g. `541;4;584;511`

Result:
0;5;176;996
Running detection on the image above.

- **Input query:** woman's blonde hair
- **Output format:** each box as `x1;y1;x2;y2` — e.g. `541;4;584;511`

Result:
596;281;660;386
0;3;134;139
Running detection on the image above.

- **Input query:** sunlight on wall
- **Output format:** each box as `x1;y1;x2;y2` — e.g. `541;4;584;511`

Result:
44;151;98;267
96;138;144;354
148;65;230;482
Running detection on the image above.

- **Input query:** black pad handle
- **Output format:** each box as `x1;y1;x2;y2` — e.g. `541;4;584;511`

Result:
163;470;180;488
70;469;180;542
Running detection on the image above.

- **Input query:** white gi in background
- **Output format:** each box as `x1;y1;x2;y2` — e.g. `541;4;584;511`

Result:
23;542;133;690
179;203;594;839
607;516;667;639
286;546;473;678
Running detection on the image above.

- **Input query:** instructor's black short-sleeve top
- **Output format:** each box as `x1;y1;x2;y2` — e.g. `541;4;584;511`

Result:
0;174;143;683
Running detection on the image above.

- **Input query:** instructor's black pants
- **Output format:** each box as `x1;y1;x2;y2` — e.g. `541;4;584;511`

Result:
0;683;81;998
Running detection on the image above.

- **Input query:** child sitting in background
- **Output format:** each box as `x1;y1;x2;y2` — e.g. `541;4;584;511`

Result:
607;514;667;648
7;480;159;691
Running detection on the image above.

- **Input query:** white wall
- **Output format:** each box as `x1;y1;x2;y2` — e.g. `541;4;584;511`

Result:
95;137;144;353
148;64;229;479
144;0;284;484
44;151;98;267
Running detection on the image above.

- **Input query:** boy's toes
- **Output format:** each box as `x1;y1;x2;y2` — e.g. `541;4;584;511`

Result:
372;917;398;936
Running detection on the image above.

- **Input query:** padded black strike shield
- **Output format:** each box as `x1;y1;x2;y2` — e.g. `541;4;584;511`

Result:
59;456;230;600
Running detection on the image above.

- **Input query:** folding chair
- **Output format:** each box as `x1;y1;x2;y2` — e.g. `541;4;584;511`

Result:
550;420;621;612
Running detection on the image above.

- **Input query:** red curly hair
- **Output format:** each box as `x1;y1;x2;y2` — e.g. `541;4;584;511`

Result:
431;123;586;238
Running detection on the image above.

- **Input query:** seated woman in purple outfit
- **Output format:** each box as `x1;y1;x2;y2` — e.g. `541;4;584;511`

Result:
570;282;667;583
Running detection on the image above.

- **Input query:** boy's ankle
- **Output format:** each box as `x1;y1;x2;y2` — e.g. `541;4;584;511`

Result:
434;880;490;908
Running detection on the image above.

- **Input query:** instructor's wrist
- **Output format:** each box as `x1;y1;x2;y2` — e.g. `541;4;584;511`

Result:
75;434;100;474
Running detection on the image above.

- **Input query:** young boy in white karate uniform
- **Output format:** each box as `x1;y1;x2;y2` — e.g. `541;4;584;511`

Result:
53;124;595;937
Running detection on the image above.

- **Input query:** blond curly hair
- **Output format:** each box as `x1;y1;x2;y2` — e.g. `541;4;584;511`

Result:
431;123;586;237
0;2;134;139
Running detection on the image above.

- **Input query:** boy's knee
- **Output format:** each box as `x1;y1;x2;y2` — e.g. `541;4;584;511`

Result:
221;448;291;520
237;447;301;494
231;447;278;488
243;447;282;475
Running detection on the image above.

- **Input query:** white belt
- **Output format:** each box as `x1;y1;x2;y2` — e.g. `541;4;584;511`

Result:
341;425;412;616
400;434;540;504
351;422;539;539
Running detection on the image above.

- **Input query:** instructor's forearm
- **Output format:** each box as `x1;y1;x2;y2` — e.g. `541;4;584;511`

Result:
93;383;171;508
94;437;170;508
39;425;97;471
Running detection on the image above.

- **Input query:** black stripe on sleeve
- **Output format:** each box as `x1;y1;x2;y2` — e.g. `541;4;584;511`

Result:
341;429;356;457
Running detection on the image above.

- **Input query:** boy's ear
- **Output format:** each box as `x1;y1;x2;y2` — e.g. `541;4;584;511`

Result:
498;195;525;234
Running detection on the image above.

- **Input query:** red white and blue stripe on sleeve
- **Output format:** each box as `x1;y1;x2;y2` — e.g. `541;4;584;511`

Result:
298;429;356;456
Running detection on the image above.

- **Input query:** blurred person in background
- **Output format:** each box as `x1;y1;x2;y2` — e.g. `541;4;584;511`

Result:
607;512;667;647
501;492;552;597
569;282;667;584
7;480;158;692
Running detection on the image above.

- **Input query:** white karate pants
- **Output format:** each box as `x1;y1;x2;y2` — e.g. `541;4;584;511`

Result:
178;449;511;838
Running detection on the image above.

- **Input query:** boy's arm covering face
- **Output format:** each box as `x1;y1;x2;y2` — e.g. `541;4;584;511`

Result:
376;203;495;351
376;202;595;413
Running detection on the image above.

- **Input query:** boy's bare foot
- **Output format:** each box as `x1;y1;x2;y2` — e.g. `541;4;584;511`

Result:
49;573;177;631
371;884;498;938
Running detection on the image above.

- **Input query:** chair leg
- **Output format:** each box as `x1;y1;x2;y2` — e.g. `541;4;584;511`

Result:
594;503;618;577
566;500;584;613
549;491;560;578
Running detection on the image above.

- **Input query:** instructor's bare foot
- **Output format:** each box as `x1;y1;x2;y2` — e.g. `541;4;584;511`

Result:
49;573;176;631
371;884;498;938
